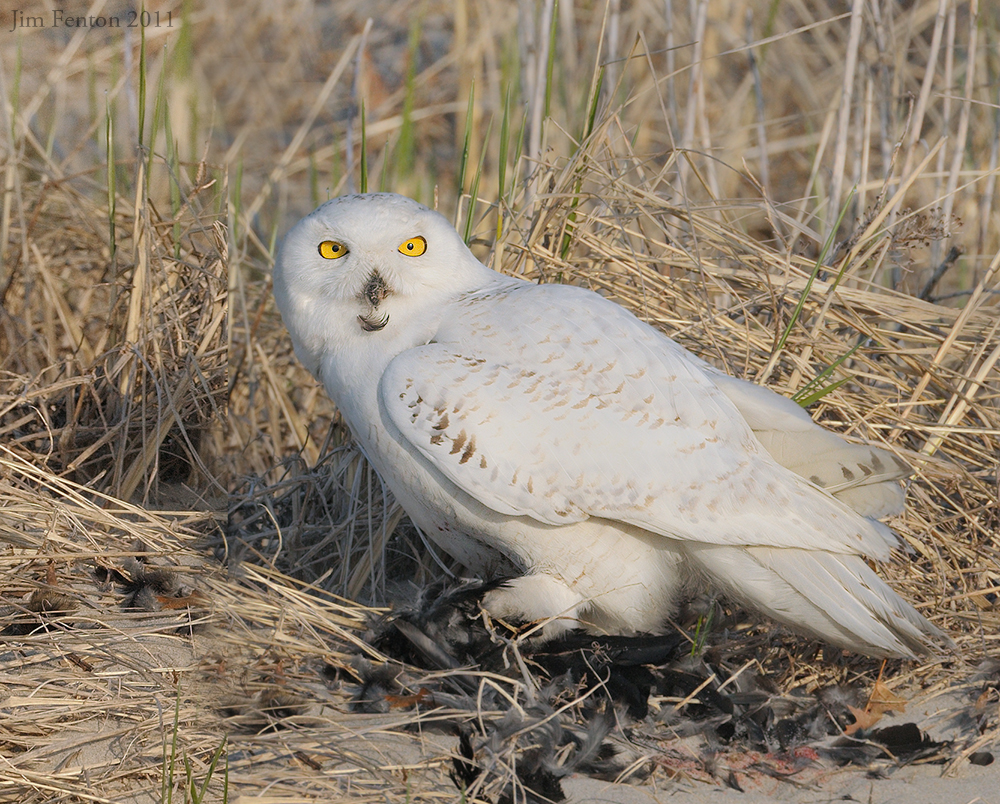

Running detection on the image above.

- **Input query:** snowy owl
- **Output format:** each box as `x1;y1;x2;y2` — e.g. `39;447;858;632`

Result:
273;192;943;658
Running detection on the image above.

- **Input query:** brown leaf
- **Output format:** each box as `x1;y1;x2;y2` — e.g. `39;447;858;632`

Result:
155;590;207;609
844;704;883;735
867;677;908;717
385;687;432;709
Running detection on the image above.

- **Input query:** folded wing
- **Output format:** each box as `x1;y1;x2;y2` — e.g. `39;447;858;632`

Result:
379;284;899;561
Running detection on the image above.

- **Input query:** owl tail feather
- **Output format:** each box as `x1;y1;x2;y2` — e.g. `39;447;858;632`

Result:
686;543;948;659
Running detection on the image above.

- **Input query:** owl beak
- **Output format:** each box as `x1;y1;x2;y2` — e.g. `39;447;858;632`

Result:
357;270;391;332
359;270;391;308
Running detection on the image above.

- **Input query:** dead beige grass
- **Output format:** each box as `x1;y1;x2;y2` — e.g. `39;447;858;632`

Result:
1;0;997;801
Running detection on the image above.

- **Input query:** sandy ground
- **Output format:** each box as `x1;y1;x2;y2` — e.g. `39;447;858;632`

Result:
562;765;999;804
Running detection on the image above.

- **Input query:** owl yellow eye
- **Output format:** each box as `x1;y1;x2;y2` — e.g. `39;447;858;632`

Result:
318;240;347;259
398;236;427;257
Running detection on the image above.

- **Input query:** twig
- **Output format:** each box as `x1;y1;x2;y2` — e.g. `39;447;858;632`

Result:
918;245;963;301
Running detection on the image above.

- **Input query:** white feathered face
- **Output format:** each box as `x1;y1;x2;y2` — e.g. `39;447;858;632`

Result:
273;193;488;374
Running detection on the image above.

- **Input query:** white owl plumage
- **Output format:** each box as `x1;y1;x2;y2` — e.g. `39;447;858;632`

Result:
273;192;943;658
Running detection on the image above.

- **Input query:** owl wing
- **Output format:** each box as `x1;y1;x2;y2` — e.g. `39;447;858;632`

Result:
379;284;898;559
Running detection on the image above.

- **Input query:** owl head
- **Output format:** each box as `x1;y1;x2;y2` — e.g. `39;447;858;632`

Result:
273;193;493;376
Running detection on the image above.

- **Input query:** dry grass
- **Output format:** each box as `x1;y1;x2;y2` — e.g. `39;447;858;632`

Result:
1;0;998;801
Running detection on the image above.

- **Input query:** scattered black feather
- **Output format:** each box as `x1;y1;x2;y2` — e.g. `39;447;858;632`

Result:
869;722;944;757
528;632;684;719
487;712;620;803
258;689;310;721
351;657;403;714
219;688;310;734
95;555;181;610
368;578;513;671
557;712;623;778
350;580;968;798
451;727;479;790
656;666;736;722
497;756;565;804
824;722;947;766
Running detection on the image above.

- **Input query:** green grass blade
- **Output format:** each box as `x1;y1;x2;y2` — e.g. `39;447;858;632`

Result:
512;100;527;192
359;99;368;193
161;689;182;804
10;38;21;143
398;18;421;182
267;207;281;258
330;139;341;200
178;0;197;172
231;158;243;247
792;339;863;404
457;80;475;199
584;65;605;141
88;49;98;146
379;136;391;192
105;96;116;266
793;375;853;408
496;84;512;242
176;0;194;80
147;44;168;179
561;65;606;259
464;115;493;244
690;605;715;657
544;0;559;120
774;186;856;354
137;8;146;147
761;0;782;61
193;737;228;803
162;96;182;256
309;150;319;208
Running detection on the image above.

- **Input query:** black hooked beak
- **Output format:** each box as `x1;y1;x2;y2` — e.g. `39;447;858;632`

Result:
358;270;391;332
361;271;391;307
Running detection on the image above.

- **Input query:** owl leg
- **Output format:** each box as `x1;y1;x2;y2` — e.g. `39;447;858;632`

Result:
482;574;586;639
